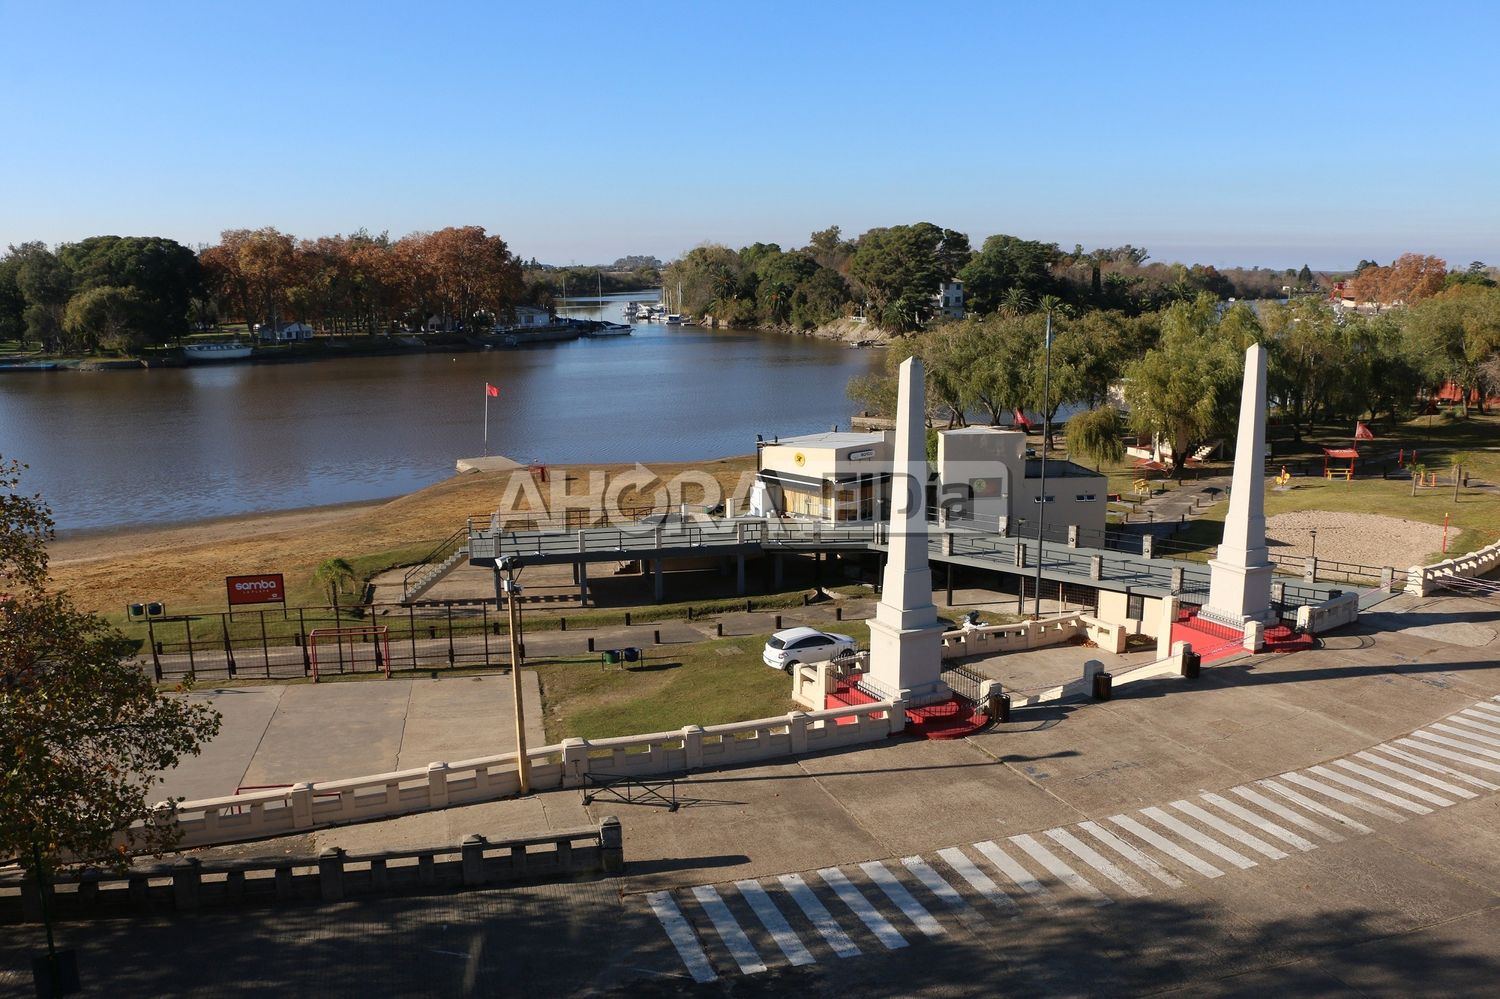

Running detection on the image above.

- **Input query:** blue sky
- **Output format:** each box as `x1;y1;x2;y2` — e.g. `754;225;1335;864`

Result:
2;1;1496;270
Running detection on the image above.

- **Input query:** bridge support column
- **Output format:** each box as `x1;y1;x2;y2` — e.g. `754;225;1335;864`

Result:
578;560;589;607
736;554;746;595
653;559;664;603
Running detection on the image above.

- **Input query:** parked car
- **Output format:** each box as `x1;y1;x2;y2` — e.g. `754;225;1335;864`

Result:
762;627;857;671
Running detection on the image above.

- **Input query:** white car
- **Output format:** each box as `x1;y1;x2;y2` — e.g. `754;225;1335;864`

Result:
762;627;857;671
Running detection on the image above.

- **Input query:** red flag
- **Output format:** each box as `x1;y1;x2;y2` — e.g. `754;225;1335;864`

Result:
485;383;499;397
1013;407;1035;431
1354;421;1373;441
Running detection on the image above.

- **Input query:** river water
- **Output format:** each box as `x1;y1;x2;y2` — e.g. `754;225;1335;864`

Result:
0;294;883;532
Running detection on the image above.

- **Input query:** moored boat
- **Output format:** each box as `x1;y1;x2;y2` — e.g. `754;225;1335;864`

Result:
0;360;59;372
182;341;253;362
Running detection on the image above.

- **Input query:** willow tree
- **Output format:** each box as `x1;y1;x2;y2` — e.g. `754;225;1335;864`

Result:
1065;406;1125;471
1;457;220;871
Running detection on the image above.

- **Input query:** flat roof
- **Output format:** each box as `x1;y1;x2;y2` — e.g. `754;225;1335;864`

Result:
765;431;886;449
1024;459;1104;478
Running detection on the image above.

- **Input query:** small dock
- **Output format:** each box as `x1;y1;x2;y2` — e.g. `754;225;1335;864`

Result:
455;455;523;474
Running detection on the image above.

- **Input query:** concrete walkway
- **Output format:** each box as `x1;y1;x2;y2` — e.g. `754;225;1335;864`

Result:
155;672;546;802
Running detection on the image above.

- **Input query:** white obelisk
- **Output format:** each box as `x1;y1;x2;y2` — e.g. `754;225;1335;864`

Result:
1201;342;1276;629
864;357;949;704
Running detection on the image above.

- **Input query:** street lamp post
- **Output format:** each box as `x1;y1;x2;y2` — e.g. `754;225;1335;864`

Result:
1032;308;1054;619
494;558;531;795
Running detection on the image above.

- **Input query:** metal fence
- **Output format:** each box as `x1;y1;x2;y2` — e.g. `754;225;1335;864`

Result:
135;601;519;681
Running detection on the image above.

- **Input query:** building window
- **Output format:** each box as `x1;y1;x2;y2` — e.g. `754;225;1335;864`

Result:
1076;494;1095;502
1033;495;1054;504
1126;593;1145;620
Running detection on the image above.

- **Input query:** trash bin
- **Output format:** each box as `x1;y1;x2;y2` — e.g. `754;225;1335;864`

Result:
1092;671;1113;701
602;650;620;665
1181;650;1201;679
622;647;641;663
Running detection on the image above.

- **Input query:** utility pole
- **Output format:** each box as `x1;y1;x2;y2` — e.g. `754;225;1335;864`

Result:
496;559;531;794
1033;308;1053;619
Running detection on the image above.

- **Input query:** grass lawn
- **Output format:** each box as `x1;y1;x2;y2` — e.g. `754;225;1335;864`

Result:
532;639;797;742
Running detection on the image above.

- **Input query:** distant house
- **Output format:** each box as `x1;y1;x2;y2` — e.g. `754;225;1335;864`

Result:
932;280;964;320
257;321;315;342
500;305;552;329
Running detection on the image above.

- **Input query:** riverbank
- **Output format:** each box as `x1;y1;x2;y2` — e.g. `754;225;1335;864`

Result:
47;454;760;616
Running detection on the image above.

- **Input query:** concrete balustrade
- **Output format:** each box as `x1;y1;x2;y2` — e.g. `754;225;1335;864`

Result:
141;699;902;852
8;821;621;924
1406;538;1500;596
1296;591;1360;633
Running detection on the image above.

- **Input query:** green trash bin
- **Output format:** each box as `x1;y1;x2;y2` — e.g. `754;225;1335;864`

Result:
603;650;620;665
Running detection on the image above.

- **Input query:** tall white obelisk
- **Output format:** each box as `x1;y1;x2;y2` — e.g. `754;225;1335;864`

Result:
864;357;949;704
1201;342;1276;629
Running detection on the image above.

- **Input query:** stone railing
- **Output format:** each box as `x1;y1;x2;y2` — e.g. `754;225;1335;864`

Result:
1001;643;1193;709
1406;538;1500;596
939;613;1085;659
1296;591;1360;634
7;820;620;924
145;701;901;851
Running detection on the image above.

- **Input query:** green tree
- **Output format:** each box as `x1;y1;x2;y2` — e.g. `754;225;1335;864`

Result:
848;223;970;330
1065;406;1125;470
1;457;221;870
1123;294;1243;475
63;285;144;353
1297;264;1314;288
958;234;1059;314
13;243;72;352
58;235;203;345
315;557;358;609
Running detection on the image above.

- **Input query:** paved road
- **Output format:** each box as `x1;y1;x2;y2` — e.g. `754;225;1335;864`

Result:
6;592;1500;996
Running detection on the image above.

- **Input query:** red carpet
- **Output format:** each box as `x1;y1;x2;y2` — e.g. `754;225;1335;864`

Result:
1171;609;1314;663
826;675;990;740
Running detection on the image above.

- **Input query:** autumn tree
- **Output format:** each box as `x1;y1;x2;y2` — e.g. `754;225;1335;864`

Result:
1;457;220;871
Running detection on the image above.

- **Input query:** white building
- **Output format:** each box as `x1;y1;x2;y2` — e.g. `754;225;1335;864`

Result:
256;321;315;342
932;280;965;320
751;425;1106;536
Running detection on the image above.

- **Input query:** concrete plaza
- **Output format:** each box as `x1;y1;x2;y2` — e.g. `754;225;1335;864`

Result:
5;591;1500;996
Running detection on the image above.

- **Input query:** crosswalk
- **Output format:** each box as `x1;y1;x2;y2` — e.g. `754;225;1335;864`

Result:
642;694;1500;983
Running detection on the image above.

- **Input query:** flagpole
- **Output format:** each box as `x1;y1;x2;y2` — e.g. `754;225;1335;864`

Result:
483;386;489;456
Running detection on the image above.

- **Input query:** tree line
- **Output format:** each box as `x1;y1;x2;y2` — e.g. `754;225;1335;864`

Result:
0;225;544;354
851;283;1500;474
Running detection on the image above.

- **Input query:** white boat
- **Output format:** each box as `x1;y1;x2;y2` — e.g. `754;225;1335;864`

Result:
664;314;685;325
182;340;253;362
584;322;632;337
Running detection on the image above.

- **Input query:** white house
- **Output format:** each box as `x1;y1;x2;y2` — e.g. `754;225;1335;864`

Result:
932;280;965;320
256;321;315;342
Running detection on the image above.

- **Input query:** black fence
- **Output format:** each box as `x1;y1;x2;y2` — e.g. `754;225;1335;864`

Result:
135;601;519;681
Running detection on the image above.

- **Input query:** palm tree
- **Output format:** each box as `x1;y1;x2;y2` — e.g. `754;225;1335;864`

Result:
315;557;357;615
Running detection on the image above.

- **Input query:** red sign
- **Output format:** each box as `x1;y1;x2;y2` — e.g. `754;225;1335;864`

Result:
226;573;286;606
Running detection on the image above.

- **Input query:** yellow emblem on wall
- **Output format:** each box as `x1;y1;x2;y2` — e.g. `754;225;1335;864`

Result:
794;452;806;467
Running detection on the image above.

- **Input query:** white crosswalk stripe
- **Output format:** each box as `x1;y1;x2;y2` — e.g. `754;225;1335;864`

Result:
1010;834;1111;905
1230;784;1344;842
973;840;1060;910
936;847;1022;917
1170;800;1289;860
1332;758;1466;804
902;855;986;924
1278;771;1407;821
1447;713;1500;738
1077;820;1184;887
1430;723;1500;751
1257;778;1375;834
691;885;767;975
861;862;946;938
818;867;907;950
1140;806;1258;869
1351;751;1478;799
1465;702;1500;722
1390;738;1500;781
1198;792;1318;851
1372;744;1499;790
1407;731;1500;764
1305;765;1438;813
1108;813;1225;878
647;891;718;983
1044;827;1150;897
735;880;815;967
777;873;861;958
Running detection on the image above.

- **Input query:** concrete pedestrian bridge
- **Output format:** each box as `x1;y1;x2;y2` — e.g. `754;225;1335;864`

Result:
464;516;1350;612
